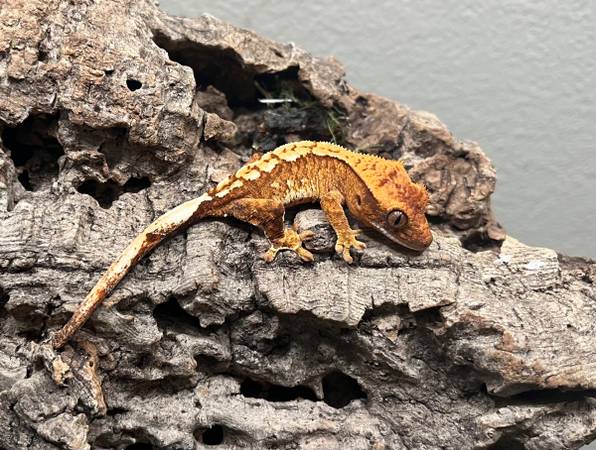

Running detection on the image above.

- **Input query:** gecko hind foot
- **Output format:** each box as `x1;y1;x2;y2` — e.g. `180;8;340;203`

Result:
261;228;314;263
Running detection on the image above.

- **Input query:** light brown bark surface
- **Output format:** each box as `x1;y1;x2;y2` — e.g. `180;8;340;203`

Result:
0;1;595;449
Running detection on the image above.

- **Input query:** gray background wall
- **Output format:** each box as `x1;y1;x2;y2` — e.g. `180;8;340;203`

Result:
159;0;596;261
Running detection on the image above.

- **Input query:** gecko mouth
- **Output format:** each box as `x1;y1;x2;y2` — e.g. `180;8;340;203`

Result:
367;222;429;252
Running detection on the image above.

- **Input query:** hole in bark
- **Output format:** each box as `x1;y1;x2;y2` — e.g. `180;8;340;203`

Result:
152;32;307;111
254;66;307;102
201;425;224;445
426;215;445;225
126;79;142;91
461;230;503;253
153;297;201;329
151;31;347;148
412;307;444;328
106;407;127;416
322;370;367;408
240;377;318;402
0;286;9;310
17;170;33;191
123;176;151;192
152;31;255;107
194;354;229;374
137;352;153;369
37;49;48;62
1;114;64;191
124;443;156;450
488;434;525;450
77;176;150;208
269;333;291;356
504;387;596;403
19;329;44;343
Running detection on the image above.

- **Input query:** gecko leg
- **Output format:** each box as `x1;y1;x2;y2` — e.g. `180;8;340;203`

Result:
221;198;314;262
320;190;366;263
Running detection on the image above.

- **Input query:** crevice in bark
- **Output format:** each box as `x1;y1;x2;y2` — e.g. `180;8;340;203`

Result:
124;443;158;450
76;176;151;208
413;305;444;322
460;229;504;253
487;434;526;450
197;425;225;446
1;113;64;192
194;354;230;374
0;285;8;309
153;296;201;330
494;387;596;405
240;377;318;403
152;31;256;108
151;31;346;149
322;370;367;408
106;407;128;416
0;286;8;324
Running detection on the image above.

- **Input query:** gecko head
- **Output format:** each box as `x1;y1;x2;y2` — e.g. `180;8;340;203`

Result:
346;161;433;252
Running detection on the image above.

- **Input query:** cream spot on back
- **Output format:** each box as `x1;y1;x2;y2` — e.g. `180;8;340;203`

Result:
259;159;278;172
215;179;243;198
271;181;281;189
278;145;311;162
216;176;232;190
297;145;311;155
280;152;300;162
235;164;254;178
242;169;261;180
312;145;334;157
229;180;244;190
311;143;351;164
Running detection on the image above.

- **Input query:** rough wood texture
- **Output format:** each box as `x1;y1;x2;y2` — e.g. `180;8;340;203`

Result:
1;1;595;449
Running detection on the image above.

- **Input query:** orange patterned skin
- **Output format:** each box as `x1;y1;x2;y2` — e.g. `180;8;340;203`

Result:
51;141;432;348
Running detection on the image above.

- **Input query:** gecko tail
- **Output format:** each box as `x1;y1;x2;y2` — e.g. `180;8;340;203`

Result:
50;193;213;349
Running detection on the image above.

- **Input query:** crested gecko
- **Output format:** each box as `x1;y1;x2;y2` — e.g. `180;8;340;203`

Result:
51;141;432;349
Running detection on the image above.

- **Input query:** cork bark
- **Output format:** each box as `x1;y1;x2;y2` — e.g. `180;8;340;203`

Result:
1;1;595;449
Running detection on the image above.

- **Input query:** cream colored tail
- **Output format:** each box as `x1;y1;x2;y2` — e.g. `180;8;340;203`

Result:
50;194;212;349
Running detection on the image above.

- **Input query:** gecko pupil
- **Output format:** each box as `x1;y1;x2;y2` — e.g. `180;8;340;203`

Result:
387;210;407;228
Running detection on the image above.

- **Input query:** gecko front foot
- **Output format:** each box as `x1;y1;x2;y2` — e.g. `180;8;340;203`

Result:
335;229;367;264
262;228;314;263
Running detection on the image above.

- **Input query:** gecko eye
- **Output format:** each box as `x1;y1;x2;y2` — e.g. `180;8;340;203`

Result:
387;209;408;228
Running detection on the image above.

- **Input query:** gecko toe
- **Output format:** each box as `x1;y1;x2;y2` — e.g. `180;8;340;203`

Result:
261;248;278;263
342;248;354;264
353;240;367;250
298;230;316;241
296;247;314;262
